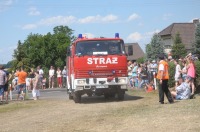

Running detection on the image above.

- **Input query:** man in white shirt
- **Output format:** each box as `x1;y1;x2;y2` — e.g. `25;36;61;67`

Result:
49;66;55;88
62;66;68;88
37;66;44;89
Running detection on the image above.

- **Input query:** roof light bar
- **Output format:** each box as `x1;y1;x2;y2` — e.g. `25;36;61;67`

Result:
115;33;119;38
78;34;82;38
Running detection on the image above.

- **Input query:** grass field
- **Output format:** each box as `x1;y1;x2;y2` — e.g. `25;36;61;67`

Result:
0;89;200;132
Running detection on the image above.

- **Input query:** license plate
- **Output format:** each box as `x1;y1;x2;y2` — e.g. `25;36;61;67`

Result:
96;85;108;88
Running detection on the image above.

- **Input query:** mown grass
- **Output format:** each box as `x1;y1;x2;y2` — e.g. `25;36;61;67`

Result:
1;89;200;132
0;100;46;113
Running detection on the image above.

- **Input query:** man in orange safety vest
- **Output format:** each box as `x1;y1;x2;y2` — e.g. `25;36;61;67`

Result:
156;54;174;104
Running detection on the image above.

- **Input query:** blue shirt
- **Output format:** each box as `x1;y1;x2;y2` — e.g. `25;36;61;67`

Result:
176;82;191;99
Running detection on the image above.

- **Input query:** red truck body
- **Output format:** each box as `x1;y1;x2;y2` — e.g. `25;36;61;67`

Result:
66;33;128;103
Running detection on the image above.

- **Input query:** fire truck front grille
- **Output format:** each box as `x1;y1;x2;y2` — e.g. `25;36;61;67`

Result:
76;69;127;78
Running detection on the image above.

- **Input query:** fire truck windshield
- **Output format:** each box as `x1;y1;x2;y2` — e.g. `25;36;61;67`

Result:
75;40;125;56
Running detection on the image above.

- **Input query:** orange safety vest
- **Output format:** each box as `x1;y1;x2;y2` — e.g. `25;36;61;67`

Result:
156;60;169;80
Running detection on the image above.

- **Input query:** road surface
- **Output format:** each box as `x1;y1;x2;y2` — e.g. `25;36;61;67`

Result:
8;88;68;100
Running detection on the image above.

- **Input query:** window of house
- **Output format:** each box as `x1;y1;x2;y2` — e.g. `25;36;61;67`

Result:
128;45;133;55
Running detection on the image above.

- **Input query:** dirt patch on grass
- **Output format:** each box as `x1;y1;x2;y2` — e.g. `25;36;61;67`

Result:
1;90;200;132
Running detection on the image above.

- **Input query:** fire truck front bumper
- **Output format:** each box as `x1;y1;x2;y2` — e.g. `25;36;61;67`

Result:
73;77;128;91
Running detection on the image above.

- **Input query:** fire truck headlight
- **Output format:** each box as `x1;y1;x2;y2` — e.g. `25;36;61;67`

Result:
77;80;86;84
118;78;126;83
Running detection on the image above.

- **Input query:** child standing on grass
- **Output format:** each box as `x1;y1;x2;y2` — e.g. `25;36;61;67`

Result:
42;77;46;89
32;71;40;100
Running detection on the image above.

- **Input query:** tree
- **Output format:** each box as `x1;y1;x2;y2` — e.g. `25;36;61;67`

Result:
12;25;75;73
171;32;187;59
194;23;200;55
145;44;152;60
146;33;164;60
12;40;32;71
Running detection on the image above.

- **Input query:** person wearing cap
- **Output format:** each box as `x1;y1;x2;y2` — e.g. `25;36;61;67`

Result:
62;66;67;88
0;65;7;102
156;54;174;104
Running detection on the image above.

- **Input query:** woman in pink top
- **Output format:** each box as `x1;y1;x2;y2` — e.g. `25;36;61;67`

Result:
186;55;196;95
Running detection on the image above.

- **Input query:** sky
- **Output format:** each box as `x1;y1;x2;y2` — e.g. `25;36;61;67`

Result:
0;0;200;64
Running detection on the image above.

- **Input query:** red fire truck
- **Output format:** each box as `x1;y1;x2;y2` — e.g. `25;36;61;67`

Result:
66;33;128;103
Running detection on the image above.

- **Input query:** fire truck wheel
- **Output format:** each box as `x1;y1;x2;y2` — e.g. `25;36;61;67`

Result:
104;93;109;99
69;93;73;100
109;93;115;98
73;92;81;103
117;91;124;100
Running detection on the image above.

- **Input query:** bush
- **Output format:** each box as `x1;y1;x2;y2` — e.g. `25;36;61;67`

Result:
168;60;200;90
194;61;200;87
168;61;175;88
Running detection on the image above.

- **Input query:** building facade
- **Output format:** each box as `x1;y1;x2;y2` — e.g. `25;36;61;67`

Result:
125;43;145;61
158;19;199;54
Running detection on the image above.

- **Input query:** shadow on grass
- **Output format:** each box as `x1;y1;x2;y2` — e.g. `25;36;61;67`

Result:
80;93;143;104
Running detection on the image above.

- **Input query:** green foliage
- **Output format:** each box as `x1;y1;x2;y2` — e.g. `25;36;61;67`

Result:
145;44;152;59
171;32;187;59
146;33;164;60
168;60;200;89
12;25;75;75
136;57;145;64
194;61;200;86
168;61;175;88
194;23;200;54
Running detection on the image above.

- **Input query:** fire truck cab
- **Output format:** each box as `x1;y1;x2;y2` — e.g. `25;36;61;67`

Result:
66;33;128;103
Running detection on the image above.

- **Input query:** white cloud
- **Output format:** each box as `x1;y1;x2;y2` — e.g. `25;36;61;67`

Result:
0;0;14;12
127;32;142;42
145;29;160;36
127;13;140;21
38;15;77;26
21;14;119;30
78;15;101;24
22;24;37;30
78;14;118;24
28;7;40;16
83;33;95;38
102;14;118;22
22;15;77;30
126;29;161;51
162;13;172;20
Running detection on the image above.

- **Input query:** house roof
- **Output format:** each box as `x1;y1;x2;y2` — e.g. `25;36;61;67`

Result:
125;43;145;60
158;22;197;49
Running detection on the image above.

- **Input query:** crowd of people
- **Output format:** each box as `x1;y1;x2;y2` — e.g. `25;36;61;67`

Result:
0;52;198;104
127;53;197;103
0;65;68;103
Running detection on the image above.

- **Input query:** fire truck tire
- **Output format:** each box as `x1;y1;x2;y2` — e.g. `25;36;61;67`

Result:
117;91;124;100
109;93;115;98
104;93;109;99
73;92;81;103
69;93;73;100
